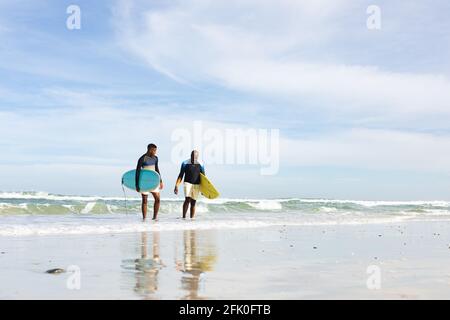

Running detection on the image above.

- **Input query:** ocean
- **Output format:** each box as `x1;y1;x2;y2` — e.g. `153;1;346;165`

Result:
0;192;449;237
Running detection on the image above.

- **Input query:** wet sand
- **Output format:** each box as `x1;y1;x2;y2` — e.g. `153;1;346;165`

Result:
1;220;450;299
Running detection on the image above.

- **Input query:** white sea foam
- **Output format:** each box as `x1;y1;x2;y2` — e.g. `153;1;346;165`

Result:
0;219;271;236
0;192;133;201
297;199;450;207
248;200;282;210
0;214;426;237
81;202;96;214
0;203;27;209
319;207;338;213
1;192;449;207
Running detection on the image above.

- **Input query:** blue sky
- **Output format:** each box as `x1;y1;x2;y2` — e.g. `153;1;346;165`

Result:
1;0;450;199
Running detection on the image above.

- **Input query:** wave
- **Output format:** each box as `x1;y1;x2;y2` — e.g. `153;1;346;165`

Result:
0;191;135;201
0;192;449;219
1;192;450;236
1;191;449;205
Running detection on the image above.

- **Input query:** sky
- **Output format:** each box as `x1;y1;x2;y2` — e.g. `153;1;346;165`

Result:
0;0;450;200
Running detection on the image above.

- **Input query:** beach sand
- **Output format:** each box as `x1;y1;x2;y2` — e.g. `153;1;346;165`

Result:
1;220;450;299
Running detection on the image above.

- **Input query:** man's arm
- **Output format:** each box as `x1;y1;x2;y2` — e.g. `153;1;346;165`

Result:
155;156;163;189
135;155;144;192
200;164;205;175
174;162;185;194
155;156;162;182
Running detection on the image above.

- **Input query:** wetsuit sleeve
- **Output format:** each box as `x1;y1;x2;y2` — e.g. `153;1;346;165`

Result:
155;156;162;182
200;164;205;175
135;155;144;189
177;162;186;181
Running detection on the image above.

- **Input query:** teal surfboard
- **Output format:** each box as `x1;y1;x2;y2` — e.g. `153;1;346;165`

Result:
121;170;160;192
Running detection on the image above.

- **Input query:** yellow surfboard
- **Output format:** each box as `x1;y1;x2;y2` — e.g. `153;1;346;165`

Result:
199;173;220;199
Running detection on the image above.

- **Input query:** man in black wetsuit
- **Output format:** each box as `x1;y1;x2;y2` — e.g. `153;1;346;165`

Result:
136;143;163;220
174;150;205;219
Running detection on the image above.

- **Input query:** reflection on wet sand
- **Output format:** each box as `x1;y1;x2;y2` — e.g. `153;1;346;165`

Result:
122;231;165;299
175;230;217;300
122;229;216;299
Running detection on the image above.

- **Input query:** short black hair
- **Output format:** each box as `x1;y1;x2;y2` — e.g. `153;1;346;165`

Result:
148;143;157;149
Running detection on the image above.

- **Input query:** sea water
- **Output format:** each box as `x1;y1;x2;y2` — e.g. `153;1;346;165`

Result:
1;191;450;237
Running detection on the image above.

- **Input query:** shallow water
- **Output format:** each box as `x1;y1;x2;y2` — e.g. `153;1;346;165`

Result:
1;192;450;237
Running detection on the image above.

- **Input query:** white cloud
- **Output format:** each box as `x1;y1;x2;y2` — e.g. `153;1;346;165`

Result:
212;60;450;115
2;88;450;178
281;128;450;174
114;0;347;78
114;0;450;118
2;86;450;197
1;1;449;198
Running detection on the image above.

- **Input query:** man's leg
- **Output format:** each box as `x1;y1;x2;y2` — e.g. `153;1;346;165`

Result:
151;192;160;220
141;194;148;220
190;198;196;219
182;197;190;219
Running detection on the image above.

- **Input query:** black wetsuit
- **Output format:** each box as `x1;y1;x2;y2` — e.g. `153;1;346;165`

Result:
177;159;205;185
136;154;162;189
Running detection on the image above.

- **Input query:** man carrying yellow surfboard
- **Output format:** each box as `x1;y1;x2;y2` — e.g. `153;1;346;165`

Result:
174;150;204;219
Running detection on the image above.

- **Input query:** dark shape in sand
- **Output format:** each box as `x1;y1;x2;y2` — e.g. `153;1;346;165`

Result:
46;268;65;274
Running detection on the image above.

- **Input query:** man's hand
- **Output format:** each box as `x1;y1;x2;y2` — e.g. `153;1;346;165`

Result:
174;186;178;195
160;181;164;190
136;187;140;193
